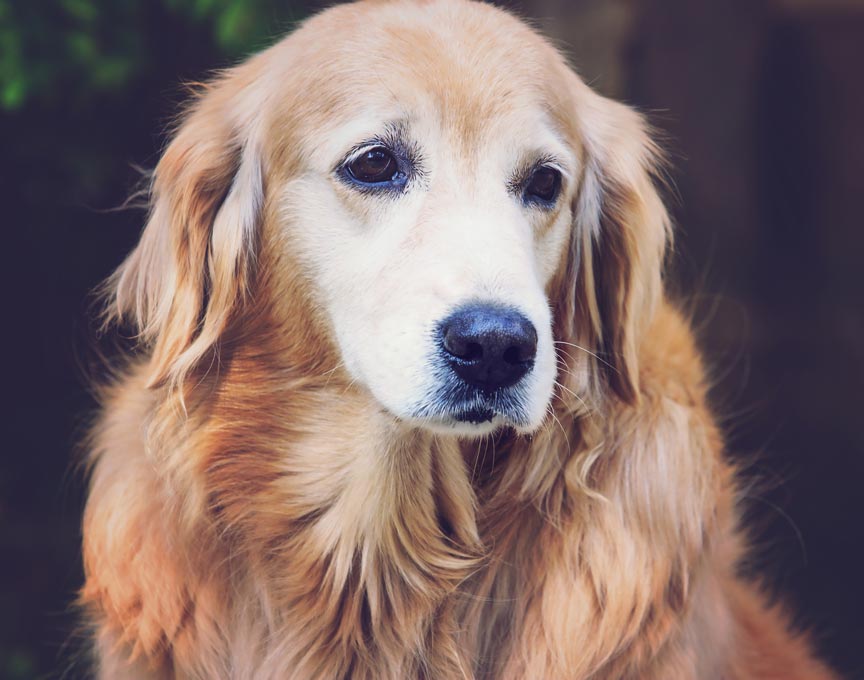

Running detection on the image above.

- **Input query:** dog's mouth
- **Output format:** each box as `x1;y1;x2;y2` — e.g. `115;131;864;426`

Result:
453;407;495;424
409;384;532;435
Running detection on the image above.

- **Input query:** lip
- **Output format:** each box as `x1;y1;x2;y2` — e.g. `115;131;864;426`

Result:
453;407;495;424
408;370;534;433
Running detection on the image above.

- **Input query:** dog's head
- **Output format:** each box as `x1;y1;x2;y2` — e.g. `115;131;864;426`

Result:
107;0;669;437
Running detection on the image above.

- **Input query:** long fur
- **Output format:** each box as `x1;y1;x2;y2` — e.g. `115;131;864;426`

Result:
80;1;838;678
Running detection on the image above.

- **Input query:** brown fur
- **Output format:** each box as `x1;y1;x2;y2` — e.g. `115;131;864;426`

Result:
80;1;839;677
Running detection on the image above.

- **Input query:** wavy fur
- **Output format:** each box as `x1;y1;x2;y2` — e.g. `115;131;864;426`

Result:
80;1;838;678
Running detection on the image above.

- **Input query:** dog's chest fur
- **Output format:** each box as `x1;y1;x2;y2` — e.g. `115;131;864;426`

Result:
82;304;753;680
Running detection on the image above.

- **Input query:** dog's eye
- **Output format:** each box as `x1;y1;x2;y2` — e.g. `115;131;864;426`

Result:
524;166;562;205
345;147;401;185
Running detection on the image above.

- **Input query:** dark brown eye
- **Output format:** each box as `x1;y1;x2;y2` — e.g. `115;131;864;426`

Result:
346;147;400;184
524;166;562;204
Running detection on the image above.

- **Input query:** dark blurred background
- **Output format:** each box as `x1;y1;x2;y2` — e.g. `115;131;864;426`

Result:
2;0;862;677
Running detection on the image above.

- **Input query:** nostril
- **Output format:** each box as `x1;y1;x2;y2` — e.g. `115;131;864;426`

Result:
443;327;485;361
505;326;537;365
463;342;483;361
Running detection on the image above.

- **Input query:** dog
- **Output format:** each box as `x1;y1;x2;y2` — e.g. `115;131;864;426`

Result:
79;1;839;677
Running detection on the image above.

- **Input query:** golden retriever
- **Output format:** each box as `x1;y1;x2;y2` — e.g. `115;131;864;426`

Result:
80;1;838;677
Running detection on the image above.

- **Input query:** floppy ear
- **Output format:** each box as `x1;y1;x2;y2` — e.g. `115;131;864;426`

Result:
556;85;671;404
105;71;265;389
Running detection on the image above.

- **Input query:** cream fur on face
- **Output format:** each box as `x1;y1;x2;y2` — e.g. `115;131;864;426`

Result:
279;102;575;437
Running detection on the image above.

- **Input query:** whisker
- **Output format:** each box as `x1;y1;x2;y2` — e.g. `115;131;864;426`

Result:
553;378;581;401
741;493;808;566
321;360;347;389
472;436;487;482
553;365;606;421
553;378;596;419
554;340;618;372
546;401;571;453
555;347;580;364
339;376;358;397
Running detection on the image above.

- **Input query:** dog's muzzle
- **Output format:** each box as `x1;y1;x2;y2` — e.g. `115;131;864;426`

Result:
418;302;537;426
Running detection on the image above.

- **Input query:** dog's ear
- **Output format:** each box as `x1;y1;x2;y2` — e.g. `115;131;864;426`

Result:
105;71;265;389
556;84;670;404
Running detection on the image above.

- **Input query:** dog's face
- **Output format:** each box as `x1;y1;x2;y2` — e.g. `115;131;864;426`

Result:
285;116;567;435
277;26;580;435
109;0;669;438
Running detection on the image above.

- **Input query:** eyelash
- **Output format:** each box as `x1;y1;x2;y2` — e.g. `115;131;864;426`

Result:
337;131;422;194
341;145;407;190
509;159;565;208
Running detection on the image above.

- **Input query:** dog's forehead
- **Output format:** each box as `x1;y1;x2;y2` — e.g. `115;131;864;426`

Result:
265;0;576;158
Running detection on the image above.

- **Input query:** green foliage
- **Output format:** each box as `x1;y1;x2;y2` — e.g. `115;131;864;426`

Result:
1;650;35;679
0;0;306;110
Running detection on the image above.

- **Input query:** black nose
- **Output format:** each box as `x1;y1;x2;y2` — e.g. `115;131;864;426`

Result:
440;304;537;391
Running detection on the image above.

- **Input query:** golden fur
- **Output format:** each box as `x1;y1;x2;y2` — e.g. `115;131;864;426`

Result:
80;1;838;677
